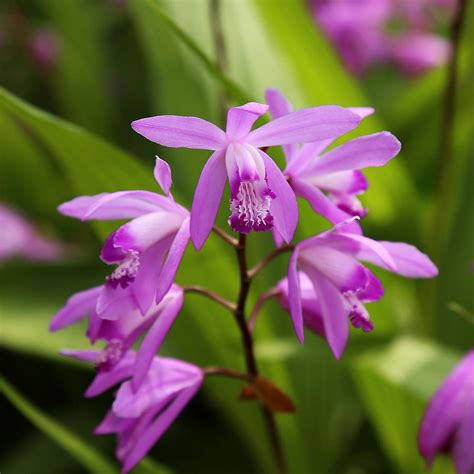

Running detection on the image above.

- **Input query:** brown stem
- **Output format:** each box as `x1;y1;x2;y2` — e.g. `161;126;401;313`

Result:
248;245;294;279
212;225;238;247
204;366;250;381
248;287;281;333
233;234;287;474
183;285;236;313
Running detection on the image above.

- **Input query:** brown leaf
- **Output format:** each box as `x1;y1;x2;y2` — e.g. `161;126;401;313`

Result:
239;375;295;413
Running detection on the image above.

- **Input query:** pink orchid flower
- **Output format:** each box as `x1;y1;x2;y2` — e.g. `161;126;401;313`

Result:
63;350;203;474
265;88;400;241
285;221;438;358
50;284;183;391
58;158;189;317
418;351;474;474
0;204;63;262
132;101;361;249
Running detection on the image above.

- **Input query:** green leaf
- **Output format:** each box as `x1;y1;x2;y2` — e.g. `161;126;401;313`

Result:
0;376;117;474
351;337;460;474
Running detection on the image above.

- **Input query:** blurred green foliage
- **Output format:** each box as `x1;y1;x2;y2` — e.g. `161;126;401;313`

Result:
0;0;472;473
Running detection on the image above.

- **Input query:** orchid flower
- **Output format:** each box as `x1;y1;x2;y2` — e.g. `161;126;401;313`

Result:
310;0;452;75
132;101;361;249
265;88;400;241
63;350;203;474
0;203;63;262
418;351;474;474
286;221;438;358
50;284;183;390
58;157;189;316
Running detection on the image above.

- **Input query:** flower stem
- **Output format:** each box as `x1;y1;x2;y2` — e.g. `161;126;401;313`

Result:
212;225;239;247
248;244;294;279
234;234;287;474
248;287;281;333
204;366;250;381
183;285;236;313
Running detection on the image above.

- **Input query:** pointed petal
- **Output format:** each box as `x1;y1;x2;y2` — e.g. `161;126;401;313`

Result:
131;115;226;150
154;219;190;305
347;107;374;119
154;156;172;196
96;286;138;321
377;242;438;278
190;150;227;250
247;106;360;147
418;352;474;465
333;232;398;272
60;349;100;363
121;385;201;474
132;292;184;391
226;102;268;141
348;240;437;277
50;286;101;331
272;227;285;248
306;132;401;176
291;178;362;233
286;141;333;176
265;88;297;161
260;151;298;243
288;248;304;342
58;191;175;221
304;266;349;359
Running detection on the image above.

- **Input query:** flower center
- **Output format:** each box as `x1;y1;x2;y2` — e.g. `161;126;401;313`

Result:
344;293;374;332
96;339;123;371
229;180;275;234
106;250;140;289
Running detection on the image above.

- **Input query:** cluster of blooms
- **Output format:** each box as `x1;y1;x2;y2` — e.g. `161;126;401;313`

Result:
0;204;63;262
51;88;439;472
418;351;474;474
310;0;455;75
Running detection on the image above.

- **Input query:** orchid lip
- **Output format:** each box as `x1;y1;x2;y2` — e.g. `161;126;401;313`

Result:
106;250;140;289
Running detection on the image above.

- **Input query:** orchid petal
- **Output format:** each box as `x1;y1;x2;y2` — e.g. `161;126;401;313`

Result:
154;219;190;305
299;245;368;293
308;170;368;194
60;349;100;363
190;150;227;250
132;292;184;391
288;248;304;342
153;156;172;196
114;211;183;253
286;141;333;176
305;132;401;176
304;266;348;359
377;242;438;278
49;286;101;331
58;191;174;221
347;107;374;119
131;115;226;150
122;385;201;474
132;236;173;315
419;352;474;465
96;285;138;321
260;151;298;243
452;404;474;474
291;178;362;233
265;88;297;161
247;106;360;147
226;102;268;141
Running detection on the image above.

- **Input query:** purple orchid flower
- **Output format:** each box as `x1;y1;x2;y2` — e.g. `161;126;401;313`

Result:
310;0;452;75
131;101;361;249
50;282;183;391
30;28;62;68
63;350;203;474
286;220;438;358
0;203;63;262
58;157;190;316
265;89;400;241
418;351;474;474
